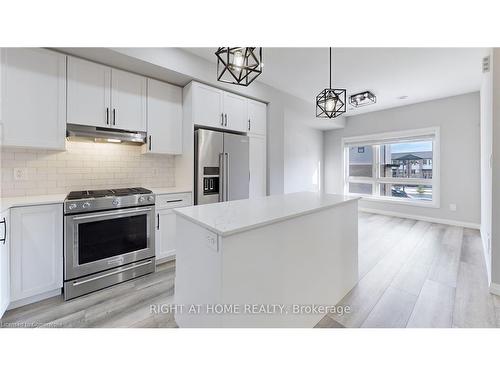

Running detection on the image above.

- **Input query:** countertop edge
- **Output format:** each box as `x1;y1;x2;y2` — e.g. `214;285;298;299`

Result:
174;197;360;237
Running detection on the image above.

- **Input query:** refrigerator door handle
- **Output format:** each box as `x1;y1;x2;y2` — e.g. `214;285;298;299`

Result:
224;152;229;201
219;152;225;202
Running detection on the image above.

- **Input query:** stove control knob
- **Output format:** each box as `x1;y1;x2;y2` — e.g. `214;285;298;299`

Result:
148;196;154;202
112;199;119;206
68;203;77;210
138;196;145;203
82;202;91;209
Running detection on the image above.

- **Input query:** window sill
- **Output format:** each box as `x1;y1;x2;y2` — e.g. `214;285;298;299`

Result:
347;193;439;208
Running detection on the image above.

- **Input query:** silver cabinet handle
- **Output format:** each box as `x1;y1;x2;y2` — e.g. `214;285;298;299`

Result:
248;119;251;131
113;109;116;125
0;218;6;244
224;113;227;127
149;135;152;151
221;113;224;126
106;108;109;125
157;213;160;230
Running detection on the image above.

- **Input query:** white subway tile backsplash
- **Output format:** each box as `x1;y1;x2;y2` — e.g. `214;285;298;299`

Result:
1;140;176;197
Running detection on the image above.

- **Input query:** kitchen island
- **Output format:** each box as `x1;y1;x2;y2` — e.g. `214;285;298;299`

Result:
173;192;359;328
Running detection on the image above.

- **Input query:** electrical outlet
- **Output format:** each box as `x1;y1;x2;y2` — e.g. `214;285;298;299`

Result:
206;231;218;252
449;203;457;212
13;168;28;181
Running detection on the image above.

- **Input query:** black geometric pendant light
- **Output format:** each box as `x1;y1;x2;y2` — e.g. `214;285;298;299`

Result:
215;47;263;86
316;47;346;118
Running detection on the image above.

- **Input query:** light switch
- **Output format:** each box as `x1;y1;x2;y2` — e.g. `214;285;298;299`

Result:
449;203;457;212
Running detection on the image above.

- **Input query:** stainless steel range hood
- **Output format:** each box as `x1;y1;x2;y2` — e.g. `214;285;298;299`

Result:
66;124;146;145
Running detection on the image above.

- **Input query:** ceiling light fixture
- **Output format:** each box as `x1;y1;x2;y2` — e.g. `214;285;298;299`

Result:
215;48;263;86
349;91;376;107
316;47;346;119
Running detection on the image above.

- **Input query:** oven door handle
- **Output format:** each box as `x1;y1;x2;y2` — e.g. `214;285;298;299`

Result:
72;259;153;286
72;207;152;221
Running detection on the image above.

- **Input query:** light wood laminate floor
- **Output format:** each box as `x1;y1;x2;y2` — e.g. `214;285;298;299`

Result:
1;213;497;328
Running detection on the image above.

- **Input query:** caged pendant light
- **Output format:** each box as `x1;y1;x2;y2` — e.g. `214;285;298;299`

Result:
316;47;346;118
215;47;263;87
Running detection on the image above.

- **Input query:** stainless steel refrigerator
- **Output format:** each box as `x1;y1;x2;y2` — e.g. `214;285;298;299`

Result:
194;129;249;205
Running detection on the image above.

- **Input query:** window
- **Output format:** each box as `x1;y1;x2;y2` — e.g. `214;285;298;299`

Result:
343;128;439;206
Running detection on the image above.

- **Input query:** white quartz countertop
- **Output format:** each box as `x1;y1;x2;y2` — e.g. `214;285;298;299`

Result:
0;194;66;212
148;186;192;195
174;192;359;236
0;186;192;212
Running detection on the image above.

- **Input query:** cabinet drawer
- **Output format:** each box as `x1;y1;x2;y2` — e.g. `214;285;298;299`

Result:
155;192;192;210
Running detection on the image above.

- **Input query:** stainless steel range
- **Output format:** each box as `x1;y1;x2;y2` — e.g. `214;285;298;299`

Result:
63;187;156;300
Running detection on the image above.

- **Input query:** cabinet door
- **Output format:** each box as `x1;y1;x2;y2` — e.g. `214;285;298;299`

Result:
111;68;147;132
249;135;267;198
146;79;182;154
2;48;66;150
192;83;224;129
67;56;111;128
223;92;248;132
155;209;177;261
247;99;267;135
0;212;10;319
10;204;63;302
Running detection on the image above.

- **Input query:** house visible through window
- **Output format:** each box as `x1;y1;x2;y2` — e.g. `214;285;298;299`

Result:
343;129;438;206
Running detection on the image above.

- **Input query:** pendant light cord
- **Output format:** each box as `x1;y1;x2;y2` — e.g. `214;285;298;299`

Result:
329;47;332;90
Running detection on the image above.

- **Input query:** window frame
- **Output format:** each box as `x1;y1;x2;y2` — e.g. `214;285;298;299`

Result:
342;127;440;208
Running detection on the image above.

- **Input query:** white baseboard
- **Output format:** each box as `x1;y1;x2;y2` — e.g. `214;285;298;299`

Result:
489;282;500;297
359;207;480;229
8;288;61;310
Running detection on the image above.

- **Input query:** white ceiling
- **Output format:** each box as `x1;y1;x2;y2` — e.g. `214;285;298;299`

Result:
185;47;487;120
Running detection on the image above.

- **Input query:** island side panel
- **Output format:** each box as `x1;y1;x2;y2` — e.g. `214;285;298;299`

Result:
174;215;223;328
220;200;358;328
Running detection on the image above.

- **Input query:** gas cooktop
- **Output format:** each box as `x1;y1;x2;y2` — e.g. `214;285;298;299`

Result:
64;187;155;214
66;187;153;200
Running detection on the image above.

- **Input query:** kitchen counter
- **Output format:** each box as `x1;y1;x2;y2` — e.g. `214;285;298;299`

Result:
0;194;66;212
174;192;359;236
0;186;192;212
148;186;192;195
174;192;359;328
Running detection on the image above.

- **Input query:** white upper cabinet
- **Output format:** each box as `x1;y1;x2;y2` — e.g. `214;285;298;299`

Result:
67;56;146;132
191;82;253;133
1;48;66;150
249;135;267;198
67;56;111;128
144;78;182;154
111;69;147;132
192;83;224;128
223;91;248;132
247;99;267;135
10;204;63;302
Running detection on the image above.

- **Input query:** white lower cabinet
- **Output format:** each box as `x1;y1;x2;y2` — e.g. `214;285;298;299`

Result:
156;209;177;261
155;192;192;262
0;210;10;319
10;204;63;303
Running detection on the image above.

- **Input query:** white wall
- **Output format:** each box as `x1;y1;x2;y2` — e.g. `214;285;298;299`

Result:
284;102;324;193
490;48;500;286
324;92;481;227
480;50;493;282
